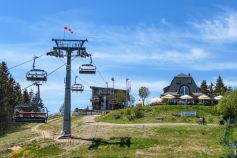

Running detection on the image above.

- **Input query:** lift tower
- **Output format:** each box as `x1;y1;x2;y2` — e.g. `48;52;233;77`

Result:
47;38;89;138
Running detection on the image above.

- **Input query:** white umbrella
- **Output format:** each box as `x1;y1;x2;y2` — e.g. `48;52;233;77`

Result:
161;94;175;104
180;95;193;99
150;97;163;104
198;95;210;100
161;94;176;99
198;95;210;104
214;95;223;100
135;100;143;106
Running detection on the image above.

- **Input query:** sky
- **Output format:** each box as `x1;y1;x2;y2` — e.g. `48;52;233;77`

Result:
1;0;237;114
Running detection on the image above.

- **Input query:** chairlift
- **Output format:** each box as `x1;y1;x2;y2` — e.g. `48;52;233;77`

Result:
12;103;48;123
79;64;96;74
26;56;47;82
72;76;84;92
79;56;96;74
26;69;47;81
72;84;84;92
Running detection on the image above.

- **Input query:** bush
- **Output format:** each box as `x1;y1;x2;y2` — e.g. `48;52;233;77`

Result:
134;104;144;118
217;90;237;120
126;108;131;115
126;108;134;121
112;114;121;120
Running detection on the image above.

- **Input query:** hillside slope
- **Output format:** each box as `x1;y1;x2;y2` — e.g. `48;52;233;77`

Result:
0;115;232;158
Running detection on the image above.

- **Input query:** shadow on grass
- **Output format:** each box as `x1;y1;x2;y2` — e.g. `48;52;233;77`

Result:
71;136;132;150
0;124;30;138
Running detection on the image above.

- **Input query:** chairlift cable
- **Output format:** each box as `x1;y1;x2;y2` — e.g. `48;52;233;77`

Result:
21;83;35;91
22;63;66;90
91;60;107;85
58;56;92;90
61;57;92;89
47;63;66;77
8;53;46;70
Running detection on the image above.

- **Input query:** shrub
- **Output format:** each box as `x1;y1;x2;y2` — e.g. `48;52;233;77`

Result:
217;90;237;120
126;108;134;121
134;104;144;118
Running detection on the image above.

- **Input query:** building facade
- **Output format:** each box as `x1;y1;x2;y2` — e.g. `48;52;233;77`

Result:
161;73;204;103
90;86;129;110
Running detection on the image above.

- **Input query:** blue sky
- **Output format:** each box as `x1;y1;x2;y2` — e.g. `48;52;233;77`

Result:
1;0;237;113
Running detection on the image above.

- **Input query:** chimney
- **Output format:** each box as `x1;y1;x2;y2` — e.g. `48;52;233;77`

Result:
188;73;191;76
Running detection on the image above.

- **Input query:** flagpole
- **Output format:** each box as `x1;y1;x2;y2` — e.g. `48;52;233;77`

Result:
125;78;130;108
125;79;128;109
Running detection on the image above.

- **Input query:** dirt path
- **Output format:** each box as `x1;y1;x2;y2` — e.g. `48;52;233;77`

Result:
29;115;217;143
30;117;60;141
82;115;218;127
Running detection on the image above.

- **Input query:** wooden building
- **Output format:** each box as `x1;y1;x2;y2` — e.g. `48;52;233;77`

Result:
90;86;129;110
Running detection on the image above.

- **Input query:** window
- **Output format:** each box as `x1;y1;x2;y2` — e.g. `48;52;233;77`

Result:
179;86;189;95
176;80;181;84
188;79;192;84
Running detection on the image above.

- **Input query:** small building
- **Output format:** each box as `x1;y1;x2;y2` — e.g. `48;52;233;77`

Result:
161;73;204;103
90;86;129;110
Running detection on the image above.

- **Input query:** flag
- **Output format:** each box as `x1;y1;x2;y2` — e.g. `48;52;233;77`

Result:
126;78;131;92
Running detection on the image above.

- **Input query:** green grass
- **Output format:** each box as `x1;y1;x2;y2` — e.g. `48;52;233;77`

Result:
0;113;233;157
62;125;229;158
38;115;81;133
7;140;65;158
96;105;220;124
0;123;37;152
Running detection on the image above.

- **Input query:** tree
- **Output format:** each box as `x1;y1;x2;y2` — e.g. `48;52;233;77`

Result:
200;80;209;95
138;86;150;106
217;90;237;120
116;90;126;107
22;89;31;103
214;76;227;96
227;86;233;92
0;61;31;135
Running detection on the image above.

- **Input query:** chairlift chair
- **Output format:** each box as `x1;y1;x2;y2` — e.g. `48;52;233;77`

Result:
26;56;47;82
12;103;48;123
79;55;96;74
72;76;84;92
79;64;96;74
26;69;47;82
72;83;84;92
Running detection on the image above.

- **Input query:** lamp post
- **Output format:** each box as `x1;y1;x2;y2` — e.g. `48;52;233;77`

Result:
111;77;115;110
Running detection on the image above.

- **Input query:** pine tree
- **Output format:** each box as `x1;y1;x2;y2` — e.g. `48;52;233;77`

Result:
22;89;31;103
214;76;227;95
208;82;214;96
227;86;233;92
0;61;30;134
200;80;209;95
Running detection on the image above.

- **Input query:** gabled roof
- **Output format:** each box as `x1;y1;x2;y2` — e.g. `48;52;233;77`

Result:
175;73;190;77
163;73;201;95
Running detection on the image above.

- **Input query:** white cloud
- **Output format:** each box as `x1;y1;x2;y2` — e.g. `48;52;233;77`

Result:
94;48;209;64
225;80;237;88
192;11;237;41
191;62;237;71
